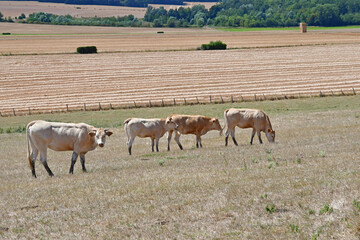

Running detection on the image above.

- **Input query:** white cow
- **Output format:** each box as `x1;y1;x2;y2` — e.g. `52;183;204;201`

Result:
26;120;113;178
124;118;177;155
224;108;275;146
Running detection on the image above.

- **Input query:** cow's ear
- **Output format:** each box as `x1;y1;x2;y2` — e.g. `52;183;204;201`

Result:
212;118;217;122
88;130;96;137
267;128;272;133
105;129;113;137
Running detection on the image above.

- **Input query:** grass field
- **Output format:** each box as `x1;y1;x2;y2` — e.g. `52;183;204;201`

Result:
0;95;359;239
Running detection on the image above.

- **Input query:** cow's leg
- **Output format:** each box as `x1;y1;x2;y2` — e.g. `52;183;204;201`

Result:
174;131;183;150
151;138;155;152
250;129;256;145
128;136;135;155
225;128;229;146
29;148;38;178
230;128;238;146
257;131;263;144
39;149;54;177
155;138;160;152
80;154;87;173
167;130;173;151
196;135;202;148
69;152;78;174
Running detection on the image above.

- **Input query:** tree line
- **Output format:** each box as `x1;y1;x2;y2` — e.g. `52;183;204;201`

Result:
3;0;360;28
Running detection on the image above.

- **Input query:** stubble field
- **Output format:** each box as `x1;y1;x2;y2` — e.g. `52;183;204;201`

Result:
0;23;360;116
0;19;360;239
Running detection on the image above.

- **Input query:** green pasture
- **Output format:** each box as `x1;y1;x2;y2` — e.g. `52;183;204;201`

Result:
1;95;359;131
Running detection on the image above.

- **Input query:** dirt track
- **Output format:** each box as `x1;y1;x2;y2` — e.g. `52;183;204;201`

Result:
1;42;360;115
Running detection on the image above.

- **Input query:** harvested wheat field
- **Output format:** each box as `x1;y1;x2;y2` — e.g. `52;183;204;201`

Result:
1;24;360;115
0;1;215;19
0;0;147;18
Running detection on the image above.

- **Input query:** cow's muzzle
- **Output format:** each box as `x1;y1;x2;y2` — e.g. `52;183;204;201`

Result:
99;143;104;148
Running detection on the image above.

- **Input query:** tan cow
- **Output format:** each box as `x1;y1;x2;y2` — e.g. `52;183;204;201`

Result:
26;120;113;178
166;114;222;150
124;118;178;155
224;108;275;146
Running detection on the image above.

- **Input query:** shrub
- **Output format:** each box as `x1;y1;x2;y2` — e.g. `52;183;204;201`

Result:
2;32;11;35
77;46;97;54
201;41;227;50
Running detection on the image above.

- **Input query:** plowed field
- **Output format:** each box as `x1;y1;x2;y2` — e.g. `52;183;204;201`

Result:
1;23;360;115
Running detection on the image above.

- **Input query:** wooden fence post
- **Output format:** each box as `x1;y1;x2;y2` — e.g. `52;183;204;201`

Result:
263;94;266;100
110;103;113;110
221;96;224;103
84;103;87;111
98;102;102;110
241;96;244;102
196;97;199;104
173;98;176;106
66;104;69;112
231;96;234;103
254;94;257;101
184;98;187;105
13;108;16;116
353;88;356;95
28;107;31;115
209;96;212;103
149;100;152;108
162;99;165;107
341;89;345;96
134;101;137;108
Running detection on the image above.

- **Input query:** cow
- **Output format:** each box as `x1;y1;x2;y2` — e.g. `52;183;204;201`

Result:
26;120;113;178
166;114;222;150
124;118;178;155
223;108;275;146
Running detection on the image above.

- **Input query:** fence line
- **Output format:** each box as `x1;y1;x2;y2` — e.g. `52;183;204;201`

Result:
1;88;358;117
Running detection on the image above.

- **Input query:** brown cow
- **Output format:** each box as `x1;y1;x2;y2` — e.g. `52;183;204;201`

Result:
166;114;222;150
26;120;113;178
224;108;275;146
124;118;178;155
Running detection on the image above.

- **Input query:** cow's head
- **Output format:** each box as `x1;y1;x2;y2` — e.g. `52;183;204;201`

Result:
89;128;113;148
265;128;275;143
211;118;223;136
165;117;178;131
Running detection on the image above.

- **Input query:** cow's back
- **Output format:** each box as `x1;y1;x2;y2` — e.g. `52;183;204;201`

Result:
28;120;89;151
170;114;210;134
127;118;165;138
226;109;266;129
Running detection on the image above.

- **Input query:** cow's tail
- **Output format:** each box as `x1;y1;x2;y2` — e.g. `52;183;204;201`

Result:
266;114;273;130
223;109;230;133
26;121;36;175
123;118;131;144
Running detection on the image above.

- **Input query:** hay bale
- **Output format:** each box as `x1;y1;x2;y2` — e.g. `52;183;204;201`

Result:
300;23;307;33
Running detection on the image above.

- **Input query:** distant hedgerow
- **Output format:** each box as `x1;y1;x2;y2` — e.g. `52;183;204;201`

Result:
200;41;227;50
77;46;97;54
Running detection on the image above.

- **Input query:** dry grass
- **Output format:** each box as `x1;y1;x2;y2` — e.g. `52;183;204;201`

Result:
0;96;359;239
